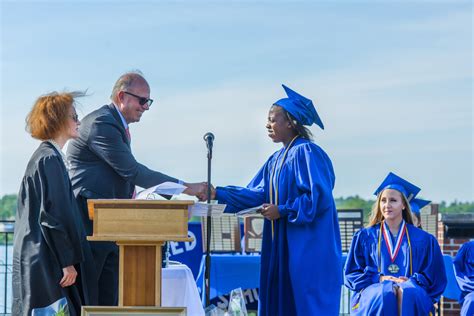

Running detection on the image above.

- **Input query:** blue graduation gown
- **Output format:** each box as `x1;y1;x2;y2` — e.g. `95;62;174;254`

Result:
344;223;447;316
216;137;342;316
454;241;474;316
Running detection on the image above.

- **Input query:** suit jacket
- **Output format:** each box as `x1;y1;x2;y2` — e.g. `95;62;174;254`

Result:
67;104;178;234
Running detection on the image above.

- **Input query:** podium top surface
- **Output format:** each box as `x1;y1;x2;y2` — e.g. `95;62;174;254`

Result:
87;236;194;243
87;199;194;241
88;199;195;206
88;199;195;219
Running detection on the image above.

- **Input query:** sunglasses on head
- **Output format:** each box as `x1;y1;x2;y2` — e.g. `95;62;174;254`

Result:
123;91;153;107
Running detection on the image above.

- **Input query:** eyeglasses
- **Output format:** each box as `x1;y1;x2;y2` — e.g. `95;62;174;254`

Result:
123;91;153;107
70;113;79;122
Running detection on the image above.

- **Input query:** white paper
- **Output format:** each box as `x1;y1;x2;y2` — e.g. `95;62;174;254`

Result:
188;202;226;217
135;181;187;199
235;205;263;217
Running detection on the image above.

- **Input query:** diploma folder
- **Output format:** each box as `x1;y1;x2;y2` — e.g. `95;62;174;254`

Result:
235;205;263;217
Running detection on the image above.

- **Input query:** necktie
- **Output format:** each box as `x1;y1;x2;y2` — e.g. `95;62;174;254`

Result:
125;127;131;142
125;127;136;198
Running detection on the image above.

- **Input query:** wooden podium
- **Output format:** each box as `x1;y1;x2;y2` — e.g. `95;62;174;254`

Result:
87;199;194;307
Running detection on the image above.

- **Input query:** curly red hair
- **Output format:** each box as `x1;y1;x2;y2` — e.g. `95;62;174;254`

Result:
26;91;83;140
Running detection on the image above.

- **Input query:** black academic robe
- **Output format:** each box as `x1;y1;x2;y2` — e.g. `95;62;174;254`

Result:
12;142;97;316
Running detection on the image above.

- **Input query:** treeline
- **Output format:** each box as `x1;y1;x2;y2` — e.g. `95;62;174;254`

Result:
335;195;473;222
0;194;473;221
0;194;16;220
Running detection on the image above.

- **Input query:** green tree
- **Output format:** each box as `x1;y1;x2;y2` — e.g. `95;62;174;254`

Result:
335;195;375;223
439;201;474;214
0;194;17;219
0;193;472;222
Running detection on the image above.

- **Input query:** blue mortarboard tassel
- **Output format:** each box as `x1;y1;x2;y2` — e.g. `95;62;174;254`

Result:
373;172;421;201
410;198;431;215
273;84;324;129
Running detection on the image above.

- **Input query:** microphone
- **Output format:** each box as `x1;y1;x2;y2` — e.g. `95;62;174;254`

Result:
203;132;215;151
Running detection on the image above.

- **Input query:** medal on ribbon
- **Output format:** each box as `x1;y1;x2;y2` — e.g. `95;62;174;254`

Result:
388;263;400;273
382;220;406;274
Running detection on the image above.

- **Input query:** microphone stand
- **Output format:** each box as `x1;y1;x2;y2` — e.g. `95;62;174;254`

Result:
204;135;213;307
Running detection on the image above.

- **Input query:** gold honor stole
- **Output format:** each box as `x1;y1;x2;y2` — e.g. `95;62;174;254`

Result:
269;135;299;240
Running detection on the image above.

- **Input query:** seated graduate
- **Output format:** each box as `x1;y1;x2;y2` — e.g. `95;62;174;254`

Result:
344;172;447;316
409;198;431;229
209;84;342;316
12;92;97;316
453;241;474;316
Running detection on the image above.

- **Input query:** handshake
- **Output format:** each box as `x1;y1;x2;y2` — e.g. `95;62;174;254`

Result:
183;182;216;202
183;182;282;221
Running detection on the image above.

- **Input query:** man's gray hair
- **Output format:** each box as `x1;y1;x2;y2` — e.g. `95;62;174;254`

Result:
110;70;148;103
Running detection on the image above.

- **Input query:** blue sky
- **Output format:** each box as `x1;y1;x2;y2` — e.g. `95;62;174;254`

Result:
1;1;472;202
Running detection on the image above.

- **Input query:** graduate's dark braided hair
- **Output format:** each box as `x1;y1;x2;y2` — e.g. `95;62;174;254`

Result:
283;110;313;141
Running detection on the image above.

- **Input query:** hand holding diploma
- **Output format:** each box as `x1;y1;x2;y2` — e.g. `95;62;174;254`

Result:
261;203;281;220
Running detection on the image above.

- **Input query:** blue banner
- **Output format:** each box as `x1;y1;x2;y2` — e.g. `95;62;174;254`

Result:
169;222;204;279
169;222;247;279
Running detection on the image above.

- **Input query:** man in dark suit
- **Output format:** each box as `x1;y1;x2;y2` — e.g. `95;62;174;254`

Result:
67;71;205;305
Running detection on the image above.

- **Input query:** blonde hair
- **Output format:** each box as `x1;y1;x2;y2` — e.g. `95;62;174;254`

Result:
26;91;84;140
367;189;414;227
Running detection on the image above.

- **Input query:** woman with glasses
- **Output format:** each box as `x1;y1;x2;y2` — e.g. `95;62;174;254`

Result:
12;91;97;316
344;173;447;316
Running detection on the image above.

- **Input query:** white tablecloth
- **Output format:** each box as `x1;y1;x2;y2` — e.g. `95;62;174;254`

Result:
162;264;205;316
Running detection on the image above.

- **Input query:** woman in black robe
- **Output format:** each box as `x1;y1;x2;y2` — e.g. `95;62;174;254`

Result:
12;91;97;316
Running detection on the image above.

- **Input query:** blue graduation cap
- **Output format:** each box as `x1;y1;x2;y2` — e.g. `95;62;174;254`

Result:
410;198;431;215
373;172;421;201
273;84;324;129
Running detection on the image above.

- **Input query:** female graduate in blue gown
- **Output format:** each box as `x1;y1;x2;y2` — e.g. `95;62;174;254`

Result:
454;241;474;316
344;173;447;316
211;84;342;316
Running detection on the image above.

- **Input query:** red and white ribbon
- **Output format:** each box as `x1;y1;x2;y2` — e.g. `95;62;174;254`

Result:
382;220;406;262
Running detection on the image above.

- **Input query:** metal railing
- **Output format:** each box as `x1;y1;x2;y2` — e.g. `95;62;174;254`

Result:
340;286;351;315
0;220;14;315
